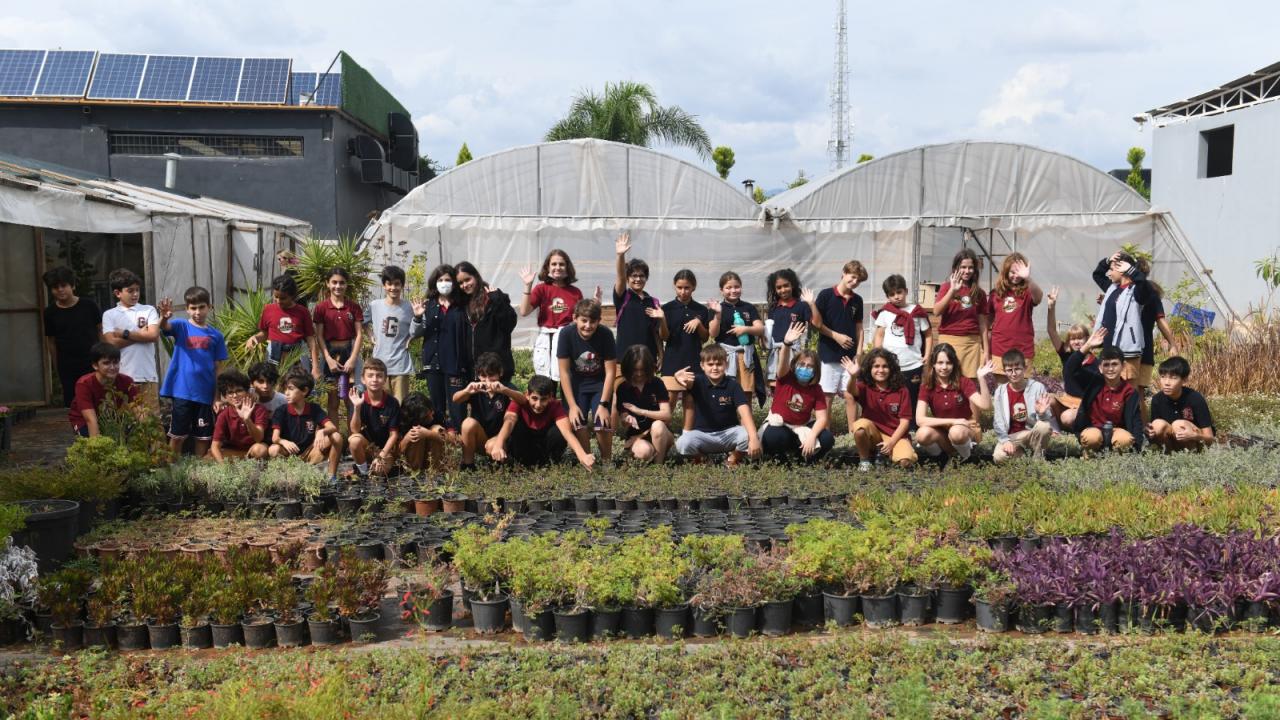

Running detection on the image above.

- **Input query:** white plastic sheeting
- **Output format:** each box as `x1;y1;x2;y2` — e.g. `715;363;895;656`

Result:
369;139;1230;350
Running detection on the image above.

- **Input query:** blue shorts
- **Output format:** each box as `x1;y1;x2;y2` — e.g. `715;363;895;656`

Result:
573;385;606;430
169;397;214;440
73;425;90;438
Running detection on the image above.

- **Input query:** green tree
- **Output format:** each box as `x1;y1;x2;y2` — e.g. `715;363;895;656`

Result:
788;170;809;189
752;185;766;204
1126;147;1150;200
545;81;712;159
417;154;442;182
456;143;473;166
712;146;735;179
857;153;874;164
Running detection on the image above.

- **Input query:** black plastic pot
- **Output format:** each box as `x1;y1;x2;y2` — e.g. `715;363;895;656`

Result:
1242;601;1271;633
241;618;276;648
423;591;454;632
989;536;1018;553
553;608;591;643
274;500;302;520
726;606;757;638
654;605;689;640
860;593;898;628
1117;600;1139;633
793;592;824;628
181;623;212;649
1188;605;1228;634
523;608;555;642
509;597;528;634
307;617;342;645
347;612;381;643
590;608;621;640
1052;603;1074;633
83;622;116;649
934;586;971;624
761;600;793;636
691;606;721;637
1016;604;1052;634
471;596;510;634
1099;601;1120;634
1075;604;1100;635
897;591;930;626
50;622;84;651
620;606;654;639
822;592;859;627
147;622;180;649
211;622;243;648
275;620;309;647
12;499;80;574
974;600;1009;632
117;621;149;650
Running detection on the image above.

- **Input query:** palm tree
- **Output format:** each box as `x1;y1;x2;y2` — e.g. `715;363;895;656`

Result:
545;81;712;160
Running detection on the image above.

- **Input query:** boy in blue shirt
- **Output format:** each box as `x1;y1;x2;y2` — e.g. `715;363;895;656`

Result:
675;345;762;466
159;286;228;457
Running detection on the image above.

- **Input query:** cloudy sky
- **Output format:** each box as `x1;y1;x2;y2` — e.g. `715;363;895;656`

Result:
4;0;1276;190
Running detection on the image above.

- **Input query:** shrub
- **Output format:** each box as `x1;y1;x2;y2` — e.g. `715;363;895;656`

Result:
447;523;509;600
0;503;25;542
259;457;325;502
0;539;37;623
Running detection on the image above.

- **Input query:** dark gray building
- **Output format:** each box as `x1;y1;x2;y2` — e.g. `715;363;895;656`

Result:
0;50;419;238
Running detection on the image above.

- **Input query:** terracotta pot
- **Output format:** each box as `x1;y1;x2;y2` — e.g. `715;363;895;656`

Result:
414;498;442;516
155;544;181;560
93;541;120;559
210;543;229;561
74;540;92;559
301;543;326;570
180;543;212;560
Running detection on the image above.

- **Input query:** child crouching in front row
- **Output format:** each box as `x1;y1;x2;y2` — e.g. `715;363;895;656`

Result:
991;349;1053;463
676;345;762;466
268;370;344;481
1147;355;1214;452
488;375;595;469
1069;328;1144;454
348;358;401;477
209;369;269;462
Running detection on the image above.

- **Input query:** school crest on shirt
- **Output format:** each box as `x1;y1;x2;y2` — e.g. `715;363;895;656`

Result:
574;351;601;375
278;316;295;334
787;392;806;414
1012;402;1028;422
383;316;399;337
887;401;901;415
550;297;568;315
1181;407;1195;422
304;420;315;433
957;292;973;310
889;322;905;337
1002;296;1018;313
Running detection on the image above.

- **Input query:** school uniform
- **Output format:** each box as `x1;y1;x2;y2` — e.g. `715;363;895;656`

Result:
271;402;330;453
68;372;138;436
613;287;662;358
987;289;1037;374
212;404;270;451
103;302;160;407
814;287;864;395
714;299;765;406
615;377;667;441
850;380;917;465
1067;351;1144;451
257;303;313;367
556;325;617;420
675;375;750;456
934;281;987;378
505;398;570;466
660;299;710;390
469;382;517;437
528;283;582;381
760;372;833;462
312;298;363;381
765;299;812;381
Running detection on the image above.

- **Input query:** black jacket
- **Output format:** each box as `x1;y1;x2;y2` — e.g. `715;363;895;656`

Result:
466;289;518;381
1067;350;1144;450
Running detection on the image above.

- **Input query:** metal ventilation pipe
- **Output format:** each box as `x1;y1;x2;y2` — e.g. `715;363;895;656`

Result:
741;179;755;196
164;152;181;189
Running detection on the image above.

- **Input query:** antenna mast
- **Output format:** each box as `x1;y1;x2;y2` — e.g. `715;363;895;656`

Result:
827;0;851;171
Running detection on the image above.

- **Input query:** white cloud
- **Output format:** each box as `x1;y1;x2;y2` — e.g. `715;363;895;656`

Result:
978;63;1071;127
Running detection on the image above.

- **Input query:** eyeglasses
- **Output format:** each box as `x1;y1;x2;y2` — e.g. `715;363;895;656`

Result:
1003;365;1026;374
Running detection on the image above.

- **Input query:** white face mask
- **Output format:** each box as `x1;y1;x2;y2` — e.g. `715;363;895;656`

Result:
436;281;454;296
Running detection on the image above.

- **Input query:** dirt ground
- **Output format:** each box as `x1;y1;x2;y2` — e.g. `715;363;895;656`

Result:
2;408;73;467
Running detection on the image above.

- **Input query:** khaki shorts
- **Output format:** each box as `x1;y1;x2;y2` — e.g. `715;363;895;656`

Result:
1135;362;1153;388
388;374;412;402
1120;358;1142;384
1056;394;1082;410
937;334;983;378
851;418;918;465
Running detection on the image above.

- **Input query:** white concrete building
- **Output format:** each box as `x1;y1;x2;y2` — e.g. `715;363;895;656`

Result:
1138;61;1280;316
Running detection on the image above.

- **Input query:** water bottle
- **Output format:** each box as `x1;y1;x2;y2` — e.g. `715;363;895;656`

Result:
1102;421;1114;450
733;309;750;346
338;372;349;400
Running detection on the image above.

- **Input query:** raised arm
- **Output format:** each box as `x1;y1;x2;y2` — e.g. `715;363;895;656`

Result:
517;267;538;317
1045;287;1064;351
614;232;630;297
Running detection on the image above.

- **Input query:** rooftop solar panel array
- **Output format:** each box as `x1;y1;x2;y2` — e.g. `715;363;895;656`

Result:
1;49;338;106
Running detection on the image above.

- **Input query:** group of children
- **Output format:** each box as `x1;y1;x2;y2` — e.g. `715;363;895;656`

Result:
41;238;1214;477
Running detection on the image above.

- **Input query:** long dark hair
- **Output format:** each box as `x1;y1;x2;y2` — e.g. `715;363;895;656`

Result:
765;268;802;310
620;345;656;383
454;261;489;323
426;264;460;304
859;348;905;391
949;249;986;308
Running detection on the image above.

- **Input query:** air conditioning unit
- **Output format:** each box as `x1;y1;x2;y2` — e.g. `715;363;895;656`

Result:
387;112;418;172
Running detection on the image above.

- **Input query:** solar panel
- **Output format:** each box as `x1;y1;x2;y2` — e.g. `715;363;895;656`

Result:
0;49;47;96
138;55;194;101
313;72;341;105
34;50;96;96
289;72;316;105
87;53;146;99
236;58;289;103
188;57;242;102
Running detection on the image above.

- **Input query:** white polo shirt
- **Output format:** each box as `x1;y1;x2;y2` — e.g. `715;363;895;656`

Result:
102;302;160;382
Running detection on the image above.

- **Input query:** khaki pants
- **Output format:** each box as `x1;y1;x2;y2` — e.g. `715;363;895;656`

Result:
388;375;411;402
1079;426;1135;452
993;420;1052;463
851;418;918;466
938;334;983;379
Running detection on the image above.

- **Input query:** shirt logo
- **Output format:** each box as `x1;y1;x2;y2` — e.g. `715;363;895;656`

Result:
888;402;900;415
574;350;601;375
549;297;568;315
717;394;731;406
278;316;295;335
958;293;973;310
197;417;208;428
1181;407;1195;421
787;392;806;413
1012;401;1028;422
383;316;399;337
136;316;147;329
1002;296;1018;314
187;335;212;350
305;420;315;433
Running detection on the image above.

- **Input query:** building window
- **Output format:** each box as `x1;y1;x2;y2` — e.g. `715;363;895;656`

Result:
108;132;304;158
1199;125;1233;178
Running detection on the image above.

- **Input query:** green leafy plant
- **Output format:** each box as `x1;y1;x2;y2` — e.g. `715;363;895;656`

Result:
291;235;376;303
0;503;25;541
259;457;325;502
270;566;300;624
447;522;510;601
307;567;338;623
37;566;93;626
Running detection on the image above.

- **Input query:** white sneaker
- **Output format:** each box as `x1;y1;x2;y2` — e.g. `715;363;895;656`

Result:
956;441;973;461
858;460;873;472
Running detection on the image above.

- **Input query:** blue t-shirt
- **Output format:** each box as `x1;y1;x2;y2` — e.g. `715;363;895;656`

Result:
160;319;228;404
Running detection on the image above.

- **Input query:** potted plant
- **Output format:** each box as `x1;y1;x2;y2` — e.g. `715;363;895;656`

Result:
580;543;632;640
179;580;213;650
630;529;689;640
207;577;246;648
753;548;802;636
917;543;989;624
503;534;560;641
336;553;387;643
447;523;509;634
401;552;454;633
84;560;124;650
234;566;274;650
691;564;762;639
787;520;860;627
0;537;37;646
306;568;342;645
270;566;307;647
972;569;1014;633
39;566;91;651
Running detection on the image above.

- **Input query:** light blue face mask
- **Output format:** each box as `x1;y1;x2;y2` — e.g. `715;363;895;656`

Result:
795;366;815;383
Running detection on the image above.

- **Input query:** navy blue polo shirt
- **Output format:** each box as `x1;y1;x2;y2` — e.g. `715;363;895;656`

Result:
768;300;813;343
616;377;667;433
713;300;761;346
661;299;710;376
356;394;401;447
469;382;516;435
815;287;864;363
688;374;748;432
613;288;661;357
271;402;329;451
